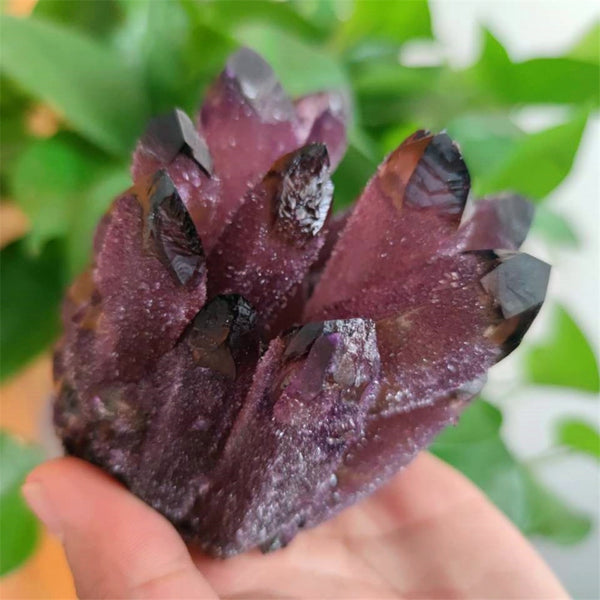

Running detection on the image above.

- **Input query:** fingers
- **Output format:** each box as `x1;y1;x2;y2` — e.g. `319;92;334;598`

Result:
331;453;569;599
22;457;217;600
194;453;567;600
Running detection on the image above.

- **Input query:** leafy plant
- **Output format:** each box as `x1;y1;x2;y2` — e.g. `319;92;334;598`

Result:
432;401;591;544
555;419;600;460
0;432;43;575
1;0;598;573
525;305;600;393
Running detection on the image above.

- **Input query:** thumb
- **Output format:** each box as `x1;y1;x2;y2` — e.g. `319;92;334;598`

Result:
22;457;217;599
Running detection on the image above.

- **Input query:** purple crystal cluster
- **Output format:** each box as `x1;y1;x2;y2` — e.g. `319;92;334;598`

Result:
54;49;550;556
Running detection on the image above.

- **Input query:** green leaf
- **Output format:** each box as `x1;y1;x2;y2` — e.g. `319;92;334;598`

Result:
432;400;591;543
475;112;588;201
555;419;600;460
500;59;599;106
569;22;600;63
350;62;445;127
474;29;600;107
33;0;124;38
379;122;423;156
67;166;131;276
351;62;482;130
520;471;592;544
0;239;65;381
351;62;441;97
332;130;379;208
479;27;510;66
0;76;32;195
290;0;353;36
432;402;529;526
11;133;131;276
12;134;107;253
0;15;150;156
235;23;349;96
140;0;235;115
445;113;523;179
0;432;44;575
335;0;432;50
531;206;580;248
197;0;328;42
525;305;600;393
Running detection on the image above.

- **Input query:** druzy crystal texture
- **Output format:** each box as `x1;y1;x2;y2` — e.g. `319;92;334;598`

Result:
54;48;550;557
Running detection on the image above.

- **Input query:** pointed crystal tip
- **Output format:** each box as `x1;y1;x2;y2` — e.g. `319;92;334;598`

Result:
481;252;551;319
141;108;213;175
146;170;205;286
283;322;326;360
484;194;535;248
272;143;333;239
226;47;294;122
185;294;257;378
405;133;470;216
458;194;535;252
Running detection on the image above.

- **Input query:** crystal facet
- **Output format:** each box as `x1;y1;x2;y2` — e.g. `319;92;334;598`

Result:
305;131;471;318
145;170;205;286
452;194;535;252
139;108;213;175
207;144;333;334
54;49;550;558
132;108;222;251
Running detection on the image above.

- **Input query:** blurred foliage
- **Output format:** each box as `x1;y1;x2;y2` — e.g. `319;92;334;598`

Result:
474;111;589;200
1;15;149;155
0;0;599;572
0;432;43;575
432;401;591;544
525;305;600;393
0;238;66;380
555;418;600;460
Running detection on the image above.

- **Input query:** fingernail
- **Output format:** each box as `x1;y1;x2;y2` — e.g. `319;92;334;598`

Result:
22;481;63;540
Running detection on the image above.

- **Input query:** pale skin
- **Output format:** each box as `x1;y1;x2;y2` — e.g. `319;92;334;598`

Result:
23;453;567;599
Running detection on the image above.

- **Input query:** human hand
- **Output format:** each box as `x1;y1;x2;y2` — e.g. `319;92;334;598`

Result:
23;453;567;599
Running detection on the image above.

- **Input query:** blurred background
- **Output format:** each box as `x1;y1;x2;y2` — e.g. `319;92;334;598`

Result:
0;0;598;598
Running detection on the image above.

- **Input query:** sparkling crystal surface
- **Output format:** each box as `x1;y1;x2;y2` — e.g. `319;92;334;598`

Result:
207;144;333;334
451;193;535;252
132;109;222;251
54;50;549;557
305;131;471;317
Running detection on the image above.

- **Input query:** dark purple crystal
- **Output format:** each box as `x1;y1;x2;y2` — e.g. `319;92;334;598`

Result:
138;108;213;175
54;49;550;557
207;143;333;334
146;170;205;286
452;193;535;252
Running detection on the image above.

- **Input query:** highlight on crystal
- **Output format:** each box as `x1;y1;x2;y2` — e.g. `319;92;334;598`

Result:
53;47;550;557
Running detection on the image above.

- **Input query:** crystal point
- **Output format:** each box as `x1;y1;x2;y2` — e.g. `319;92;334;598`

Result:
283;321;325;360
272;143;333;239
453;194;535;252
184;294;257;378
208;145;333;333
132;111;222;252
145;170;205;286
225;48;295;122
294;91;349;169
404;133;470;215
139;108;213;175
199;51;300;241
54;50;549;558
481;252;550;319
306;131;470;320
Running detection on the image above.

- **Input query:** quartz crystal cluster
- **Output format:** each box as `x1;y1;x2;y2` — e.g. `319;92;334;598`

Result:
54;48;550;556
